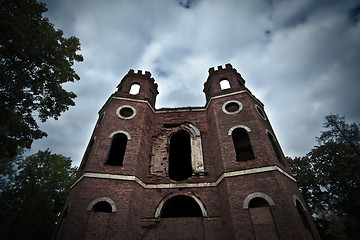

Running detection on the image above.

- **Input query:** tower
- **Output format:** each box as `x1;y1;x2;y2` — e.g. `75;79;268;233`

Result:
55;64;320;240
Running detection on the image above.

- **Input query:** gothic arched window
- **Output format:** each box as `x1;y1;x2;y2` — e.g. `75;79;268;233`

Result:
232;128;255;161
267;131;283;162
106;133;127;166
169;130;192;181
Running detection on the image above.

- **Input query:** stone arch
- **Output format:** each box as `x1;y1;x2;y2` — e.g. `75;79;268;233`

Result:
154;193;208;218
293;195;306;211
243;192;275;209
229;126;255;161
109;130;131;140
87;197;117;213
170;123;204;173
228;125;251;135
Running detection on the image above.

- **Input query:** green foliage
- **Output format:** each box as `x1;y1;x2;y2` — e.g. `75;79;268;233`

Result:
0;0;83;166
289;114;360;239
0;149;77;240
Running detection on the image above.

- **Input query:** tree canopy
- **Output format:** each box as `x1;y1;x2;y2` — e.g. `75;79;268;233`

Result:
0;0;83;167
0;149;77;240
290;114;360;239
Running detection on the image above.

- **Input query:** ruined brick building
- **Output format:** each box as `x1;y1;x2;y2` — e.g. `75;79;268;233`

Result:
55;64;320;239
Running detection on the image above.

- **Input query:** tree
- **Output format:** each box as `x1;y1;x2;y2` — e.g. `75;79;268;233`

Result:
0;0;83;168
289;114;360;239
0;149;77;240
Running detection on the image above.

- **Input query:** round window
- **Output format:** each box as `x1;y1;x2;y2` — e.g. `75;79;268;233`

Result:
222;100;243;115
255;105;267;120
116;105;136;119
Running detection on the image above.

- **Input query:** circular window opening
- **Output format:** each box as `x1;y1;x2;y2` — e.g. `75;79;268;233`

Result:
120;107;133;117
255;105;267;120
225;102;240;112
116;105;136;119
222;100;242;115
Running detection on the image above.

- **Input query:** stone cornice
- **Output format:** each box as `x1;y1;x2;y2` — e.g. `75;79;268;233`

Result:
71;165;296;189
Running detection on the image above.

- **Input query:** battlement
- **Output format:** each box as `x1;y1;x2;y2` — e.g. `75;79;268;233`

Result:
208;63;238;74
126;69;157;83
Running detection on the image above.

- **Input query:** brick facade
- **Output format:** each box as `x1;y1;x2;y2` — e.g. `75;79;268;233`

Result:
54;64;320;240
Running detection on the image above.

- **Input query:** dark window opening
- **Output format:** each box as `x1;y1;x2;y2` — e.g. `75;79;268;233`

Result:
106;134;127;166
161;196;202;218
256;106;266;119
267;132;283;162
296;200;310;231
169;130;192;181
232;128;255;161
225;102;240;113
119;107;134;117
92;201;112;213
249;197;270;208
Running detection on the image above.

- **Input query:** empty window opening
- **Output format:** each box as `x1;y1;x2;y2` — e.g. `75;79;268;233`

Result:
225;102;240;112
129;83;140;95
169;130;192;181
249;197;270;208
119;107;134;118
220;79;231;90
106;133;127;166
232;128;255;161
267;132;282;161
92;201;112;213
161;196;203;218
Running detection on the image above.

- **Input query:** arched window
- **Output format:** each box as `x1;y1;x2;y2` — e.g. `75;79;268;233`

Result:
106;133;127;166
220;79;231;90
249;197;270;208
295;200;310;231
232;128;255;161
92;201;112;213
129;83;140;95
267;131;283;162
169;130;192;181
161;195;203;218
248;196;279;239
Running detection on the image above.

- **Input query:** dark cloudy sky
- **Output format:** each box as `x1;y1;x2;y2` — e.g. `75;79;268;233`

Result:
29;0;360;167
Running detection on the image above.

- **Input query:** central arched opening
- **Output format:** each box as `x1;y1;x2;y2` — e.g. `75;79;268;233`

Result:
106;133;127;166
161;195;203;218
232;128;255;161
169;130;192;181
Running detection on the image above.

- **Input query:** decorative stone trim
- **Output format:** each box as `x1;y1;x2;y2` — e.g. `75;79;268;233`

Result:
116;105;136;120
154;192;208;218
71;165;296;190
222;100;243;115
243;192;275;209
255;104;267;120
228;125;251;135
86;197;117;212
109;130;131;140
293;195;307;211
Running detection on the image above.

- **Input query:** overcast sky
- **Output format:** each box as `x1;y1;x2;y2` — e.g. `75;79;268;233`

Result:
29;0;360;167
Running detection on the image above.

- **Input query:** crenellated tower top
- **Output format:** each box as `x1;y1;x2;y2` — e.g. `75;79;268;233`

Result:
115;69;159;108
203;63;246;103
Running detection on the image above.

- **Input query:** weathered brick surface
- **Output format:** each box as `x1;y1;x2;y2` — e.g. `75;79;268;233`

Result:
55;65;320;240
